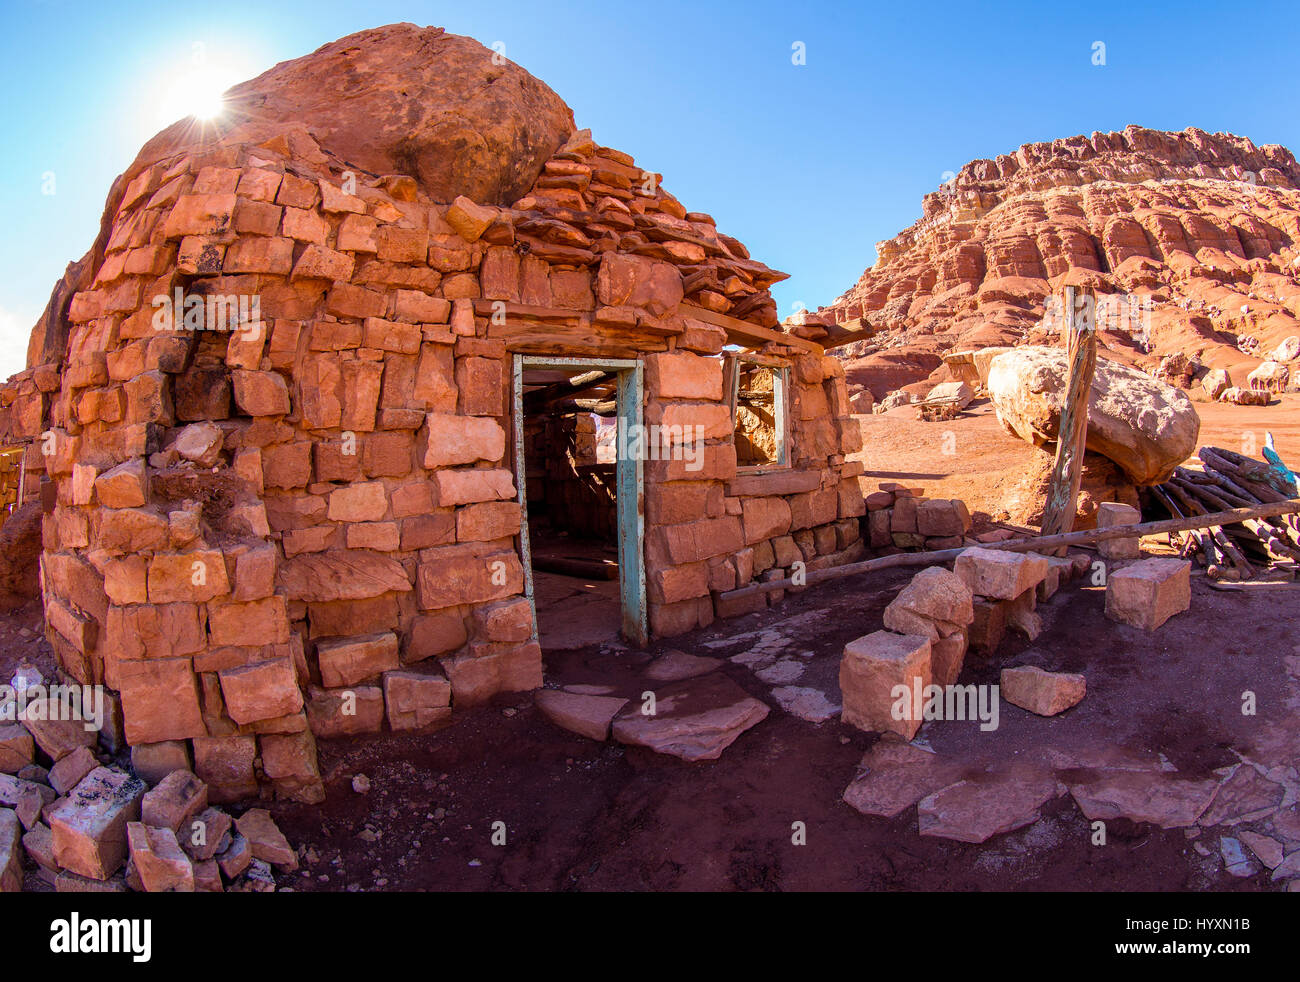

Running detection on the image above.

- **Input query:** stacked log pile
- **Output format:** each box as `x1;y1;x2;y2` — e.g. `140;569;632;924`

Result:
1149;447;1300;580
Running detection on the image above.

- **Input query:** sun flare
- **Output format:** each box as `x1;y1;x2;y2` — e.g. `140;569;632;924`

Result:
171;69;228;121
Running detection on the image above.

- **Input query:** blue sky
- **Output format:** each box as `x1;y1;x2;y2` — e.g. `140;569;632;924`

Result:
2;0;1296;378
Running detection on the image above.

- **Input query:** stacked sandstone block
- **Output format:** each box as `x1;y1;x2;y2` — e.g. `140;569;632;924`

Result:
647;349;867;632
840;566;975;739
0;116;856;802
863;483;972;552
839;548;1094;738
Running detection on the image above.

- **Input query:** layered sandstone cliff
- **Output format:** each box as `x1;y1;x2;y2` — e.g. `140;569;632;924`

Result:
805;125;1300;400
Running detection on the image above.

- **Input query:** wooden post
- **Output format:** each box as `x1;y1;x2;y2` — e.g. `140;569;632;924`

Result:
1041;286;1096;540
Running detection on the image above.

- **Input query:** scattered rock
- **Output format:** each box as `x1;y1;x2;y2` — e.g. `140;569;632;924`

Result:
127;823;195;892
234;809;298;871
0;809;21;892
140;770;208;832
47;766;146;880
1238;830;1284;869
1218;836;1258;878
1000;666;1086;716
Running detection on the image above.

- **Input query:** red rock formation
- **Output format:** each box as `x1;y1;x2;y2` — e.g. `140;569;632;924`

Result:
807;126;1300;399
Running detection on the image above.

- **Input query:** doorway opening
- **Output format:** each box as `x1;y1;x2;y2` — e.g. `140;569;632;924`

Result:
512;356;646;649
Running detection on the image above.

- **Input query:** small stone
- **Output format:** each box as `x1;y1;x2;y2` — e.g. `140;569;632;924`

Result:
999;666;1086;716
352;774;371;794
127;822;195;892
140;769;208;832
47;746;99;795
1238;830;1284;869
235;808;298;870
216;832;252;879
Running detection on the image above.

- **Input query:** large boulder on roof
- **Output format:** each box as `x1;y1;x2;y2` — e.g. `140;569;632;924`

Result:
137;23;577;206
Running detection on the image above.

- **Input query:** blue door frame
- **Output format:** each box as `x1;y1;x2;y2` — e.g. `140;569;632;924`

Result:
512;355;648;646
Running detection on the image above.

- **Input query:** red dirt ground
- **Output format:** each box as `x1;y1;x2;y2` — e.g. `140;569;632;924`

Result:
5;399;1298;892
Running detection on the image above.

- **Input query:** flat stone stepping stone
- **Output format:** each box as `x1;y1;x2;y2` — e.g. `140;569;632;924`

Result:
770;686;839;723
562;684;617;696
611;674;769;762
1198;764;1285;827
537;690;629;740
843;740;965;819
917;767;1059;843
754;658;804;685
1238;830;1284;870
1068;770;1219;828
643;650;724;682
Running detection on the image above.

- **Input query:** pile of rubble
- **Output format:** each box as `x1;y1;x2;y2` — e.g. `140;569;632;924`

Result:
1;664;297;892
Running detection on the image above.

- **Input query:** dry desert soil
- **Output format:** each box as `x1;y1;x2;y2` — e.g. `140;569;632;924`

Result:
5;398;1298;892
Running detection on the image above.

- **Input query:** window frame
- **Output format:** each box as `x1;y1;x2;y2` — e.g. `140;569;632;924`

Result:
725;352;791;473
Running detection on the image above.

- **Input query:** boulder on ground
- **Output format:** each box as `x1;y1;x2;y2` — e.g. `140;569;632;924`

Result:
986;346;1200;485
1219;385;1270;406
1272;336;1299;362
848;388;875;413
1247;361;1289;393
925;380;974;408
1201;368;1232;400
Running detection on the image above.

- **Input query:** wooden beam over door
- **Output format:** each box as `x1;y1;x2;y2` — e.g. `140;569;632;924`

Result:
677;302;825;355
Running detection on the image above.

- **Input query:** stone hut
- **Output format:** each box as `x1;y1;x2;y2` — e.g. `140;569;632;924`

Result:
0;25;864;803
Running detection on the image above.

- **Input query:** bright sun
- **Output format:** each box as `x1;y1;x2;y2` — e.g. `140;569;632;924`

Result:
175;70;227;121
